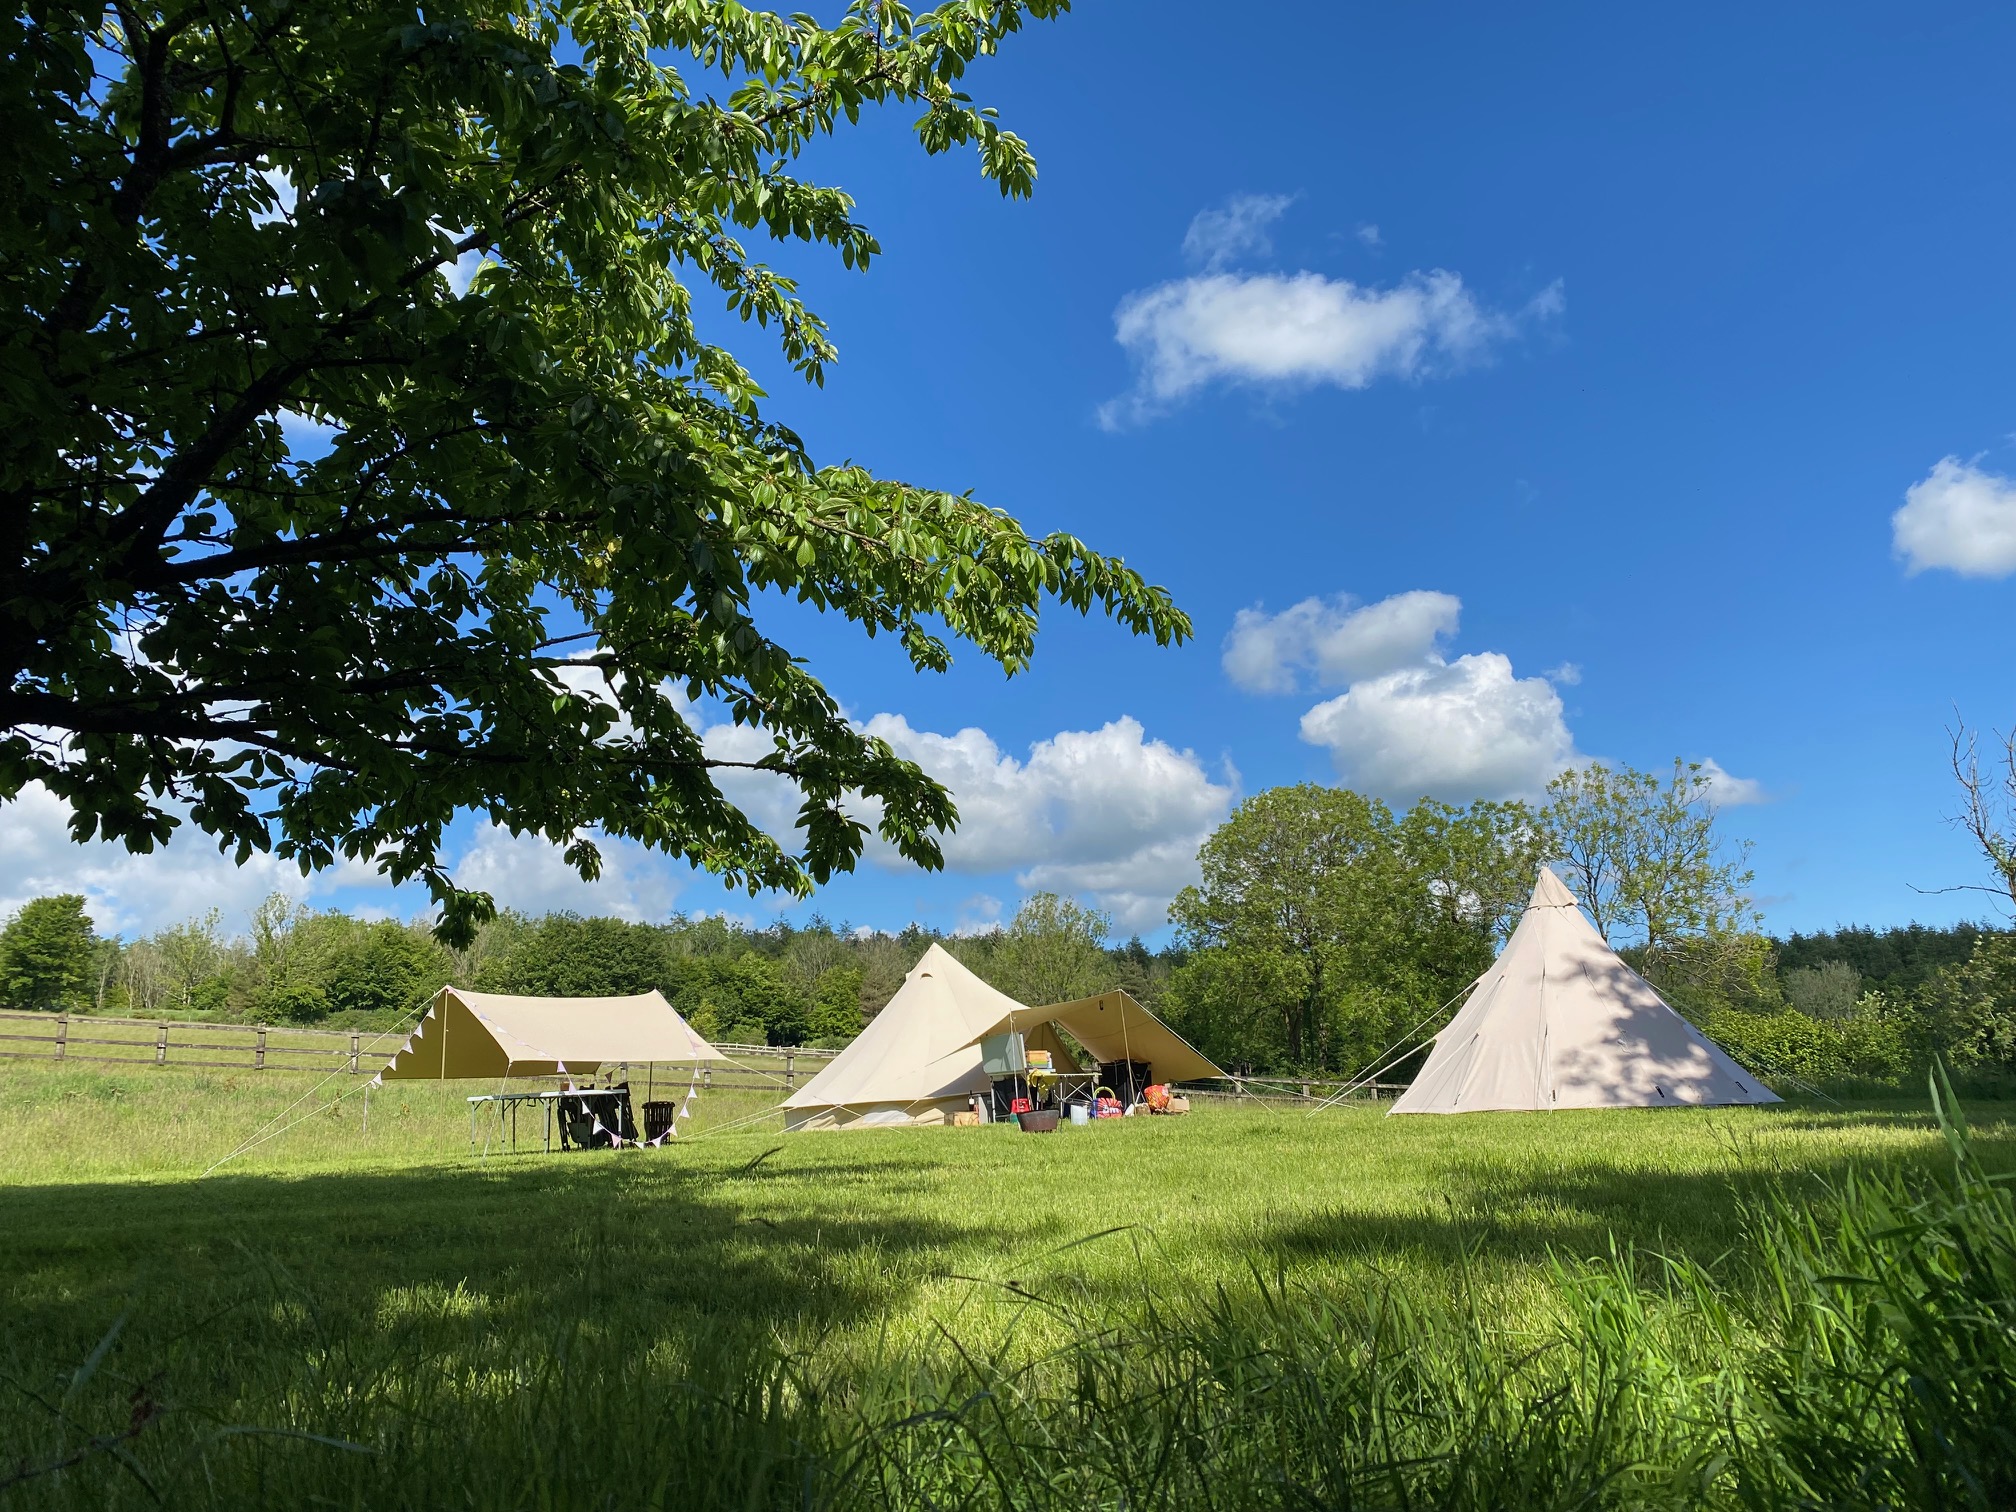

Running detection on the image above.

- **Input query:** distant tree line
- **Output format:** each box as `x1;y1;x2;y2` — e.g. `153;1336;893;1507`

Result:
0;889;1170;1051
6;751;2012;1090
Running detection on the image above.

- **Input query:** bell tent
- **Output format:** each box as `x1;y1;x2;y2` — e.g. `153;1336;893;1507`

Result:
780;943;1216;1130
1388;869;1780;1115
780;944;1040;1130
377;987;726;1081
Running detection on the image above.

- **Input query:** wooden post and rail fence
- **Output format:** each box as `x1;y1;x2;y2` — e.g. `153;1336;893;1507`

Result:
0;1011;834;1092
0;1012;1407;1104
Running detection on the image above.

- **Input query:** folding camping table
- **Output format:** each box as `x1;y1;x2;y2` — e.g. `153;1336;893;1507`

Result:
467;1087;632;1153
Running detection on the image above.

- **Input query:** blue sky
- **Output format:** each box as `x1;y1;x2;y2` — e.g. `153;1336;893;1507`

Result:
11;0;2016;942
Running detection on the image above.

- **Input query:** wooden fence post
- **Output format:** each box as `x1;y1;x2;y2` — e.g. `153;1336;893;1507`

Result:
156;1025;168;1066
1301;1081;1311;1102
1233;1075;1245;1099
784;1048;795;1091
254;1025;267;1069
349;1033;359;1074
54;1014;69;1062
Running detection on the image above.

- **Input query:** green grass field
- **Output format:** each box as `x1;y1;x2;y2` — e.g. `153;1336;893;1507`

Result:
4;1062;2014;1509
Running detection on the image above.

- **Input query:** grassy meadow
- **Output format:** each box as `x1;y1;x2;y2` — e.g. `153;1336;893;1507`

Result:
3;1061;2014;1508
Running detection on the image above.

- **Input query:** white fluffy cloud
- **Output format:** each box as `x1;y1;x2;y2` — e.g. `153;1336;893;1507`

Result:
0;702;1229;937
1299;651;1579;802
1697;758;1769;808
1223;590;1462;693
452;824;687;921
0;783;356;935
1100;199;1562;427
1892;457;2016;578
1257;591;1766;807
858;714;1237;931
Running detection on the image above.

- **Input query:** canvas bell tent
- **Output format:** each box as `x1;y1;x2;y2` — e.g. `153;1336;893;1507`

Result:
781;945;1224;1131
779;944;1044;1130
377;988;727;1081
1388;869;1780;1115
955;990;1225;1091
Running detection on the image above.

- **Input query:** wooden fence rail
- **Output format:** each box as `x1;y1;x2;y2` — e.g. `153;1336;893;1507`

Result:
0;1015;1396;1103
0;1011;838;1087
1177;1076;1411;1105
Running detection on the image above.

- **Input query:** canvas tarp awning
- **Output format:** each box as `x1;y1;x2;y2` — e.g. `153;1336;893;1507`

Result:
956;990;1225;1085
1388;869;1781;1115
378;987;726;1081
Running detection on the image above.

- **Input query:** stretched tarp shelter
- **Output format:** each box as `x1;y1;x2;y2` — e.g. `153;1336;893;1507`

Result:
1388;869;1780;1115
378;988;727;1081
781;944;1078;1130
956;990;1225;1088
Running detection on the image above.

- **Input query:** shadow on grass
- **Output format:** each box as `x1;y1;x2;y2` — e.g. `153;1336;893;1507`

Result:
0;1151;976;1359
1262;1101;2016;1274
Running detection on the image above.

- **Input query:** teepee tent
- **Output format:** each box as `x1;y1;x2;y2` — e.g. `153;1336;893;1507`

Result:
1388;869;1780;1115
378;988;726;1081
781;943;1072;1130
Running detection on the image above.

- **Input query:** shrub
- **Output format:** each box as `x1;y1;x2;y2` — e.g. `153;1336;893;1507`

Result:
1705;1005;1913;1086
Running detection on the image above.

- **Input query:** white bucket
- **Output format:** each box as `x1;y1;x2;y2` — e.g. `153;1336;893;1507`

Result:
1068;1103;1090;1127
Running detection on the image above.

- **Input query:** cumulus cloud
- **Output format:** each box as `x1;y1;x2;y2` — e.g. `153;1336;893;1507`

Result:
1299;652;1579;802
1545;661;1583;686
1892;457;2016;578
1356;223;1383;247
1181;193;1294;270
1223;590;1462;693
1697;758;1768;808
453;824;686;920
858;714;1236;931
1100;197;1563;428
0;783;353;935
3;692;1230;935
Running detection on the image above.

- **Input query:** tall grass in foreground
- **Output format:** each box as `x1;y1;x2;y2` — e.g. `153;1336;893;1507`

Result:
5;1080;2012;1510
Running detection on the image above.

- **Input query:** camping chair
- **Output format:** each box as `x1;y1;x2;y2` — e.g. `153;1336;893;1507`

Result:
557;1092;600;1150
607;1081;641;1142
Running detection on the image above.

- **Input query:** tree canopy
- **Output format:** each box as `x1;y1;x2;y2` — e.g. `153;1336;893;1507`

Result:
3;0;1187;942
0;893;97;1011
1543;760;1755;960
1165;786;1493;1074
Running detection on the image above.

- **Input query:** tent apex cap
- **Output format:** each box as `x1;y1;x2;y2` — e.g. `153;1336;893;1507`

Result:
1528;867;1582;911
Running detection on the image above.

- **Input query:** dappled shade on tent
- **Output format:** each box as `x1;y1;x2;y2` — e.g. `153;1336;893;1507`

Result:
1389;869;1780;1115
378;988;726;1080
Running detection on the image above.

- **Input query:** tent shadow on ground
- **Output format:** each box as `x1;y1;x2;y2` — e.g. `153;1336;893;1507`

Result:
1259;1104;2016;1276
0;1154;977;1354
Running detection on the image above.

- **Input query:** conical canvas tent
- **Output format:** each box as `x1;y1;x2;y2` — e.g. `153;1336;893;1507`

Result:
1388;869;1780;1115
956;990;1225;1086
378;987;727;1081
782;945;1224;1131
780;944;1050;1130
